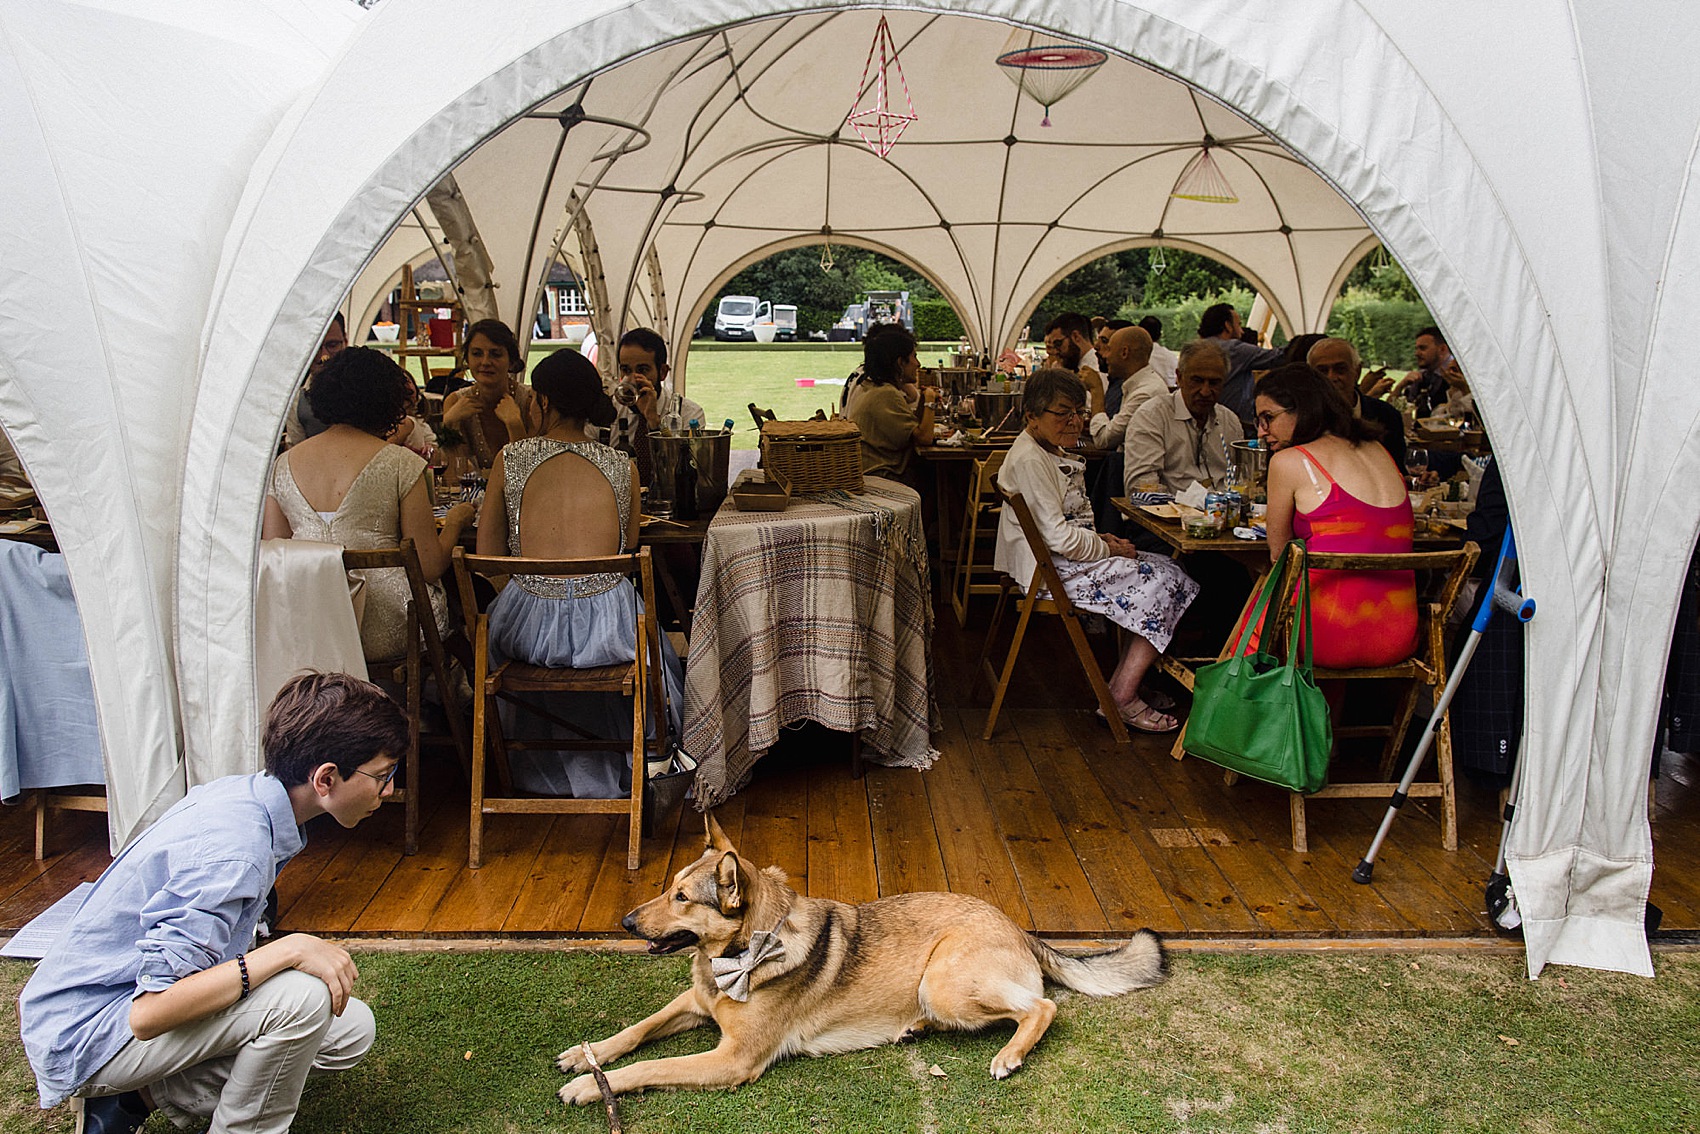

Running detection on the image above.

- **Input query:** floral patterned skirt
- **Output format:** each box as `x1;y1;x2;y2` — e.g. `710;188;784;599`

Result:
1050;552;1199;653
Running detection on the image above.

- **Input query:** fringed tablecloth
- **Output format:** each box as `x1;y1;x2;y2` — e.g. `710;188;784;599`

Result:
683;477;938;805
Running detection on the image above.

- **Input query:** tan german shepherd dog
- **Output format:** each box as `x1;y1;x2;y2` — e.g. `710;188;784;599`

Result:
556;816;1167;1106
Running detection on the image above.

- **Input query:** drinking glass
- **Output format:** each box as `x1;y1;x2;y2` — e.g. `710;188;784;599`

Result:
1406;448;1430;488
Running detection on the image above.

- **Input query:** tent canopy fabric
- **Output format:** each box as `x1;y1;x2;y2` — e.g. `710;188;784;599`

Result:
3;0;1698;981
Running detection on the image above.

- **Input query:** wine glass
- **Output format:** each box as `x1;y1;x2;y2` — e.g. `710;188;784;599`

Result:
1406;448;1430;488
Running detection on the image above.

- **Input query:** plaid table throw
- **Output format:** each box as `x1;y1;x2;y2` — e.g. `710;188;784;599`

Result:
683;477;939;804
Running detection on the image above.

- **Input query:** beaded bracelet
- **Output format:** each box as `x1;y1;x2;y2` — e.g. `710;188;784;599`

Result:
236;953;251;1000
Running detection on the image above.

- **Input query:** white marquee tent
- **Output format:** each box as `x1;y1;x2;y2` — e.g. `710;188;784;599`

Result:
2;0;1697;980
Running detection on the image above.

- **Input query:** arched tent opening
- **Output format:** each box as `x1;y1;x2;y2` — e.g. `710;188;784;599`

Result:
14;0;1700;980
172;2;1629;979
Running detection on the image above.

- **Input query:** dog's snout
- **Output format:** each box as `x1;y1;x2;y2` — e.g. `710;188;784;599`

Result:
621;912;638;934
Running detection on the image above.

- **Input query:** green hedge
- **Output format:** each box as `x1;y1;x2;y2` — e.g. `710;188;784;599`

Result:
1123;290;1433;369
913;298;965;341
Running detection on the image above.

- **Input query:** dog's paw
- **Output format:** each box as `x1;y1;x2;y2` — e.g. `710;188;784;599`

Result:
556;1046;592;1074
989;1052;1023;1080
559;1074;602;1107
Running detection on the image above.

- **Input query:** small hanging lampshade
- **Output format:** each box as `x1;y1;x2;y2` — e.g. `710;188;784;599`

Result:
995;28;1107;127
1170;137;1239;204
847;15;917;158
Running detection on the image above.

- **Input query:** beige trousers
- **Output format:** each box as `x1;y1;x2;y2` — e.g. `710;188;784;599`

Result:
79;969;374;1133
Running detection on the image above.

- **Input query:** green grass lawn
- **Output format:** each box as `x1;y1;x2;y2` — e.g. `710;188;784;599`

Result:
523;342;970;450
6;950;1698;1133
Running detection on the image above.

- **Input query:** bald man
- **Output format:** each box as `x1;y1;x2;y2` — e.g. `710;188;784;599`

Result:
1083;326;1168;451
1307;336;1407;471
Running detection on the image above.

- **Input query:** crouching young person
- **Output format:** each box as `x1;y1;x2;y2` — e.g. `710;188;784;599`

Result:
20;671;407;1134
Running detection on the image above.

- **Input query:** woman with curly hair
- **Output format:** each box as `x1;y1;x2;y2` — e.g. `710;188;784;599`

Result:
263;347;475;661
441;319;537;468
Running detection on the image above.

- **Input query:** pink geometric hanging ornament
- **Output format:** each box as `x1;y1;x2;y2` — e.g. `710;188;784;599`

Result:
847;16;917;158
996;28;1107;127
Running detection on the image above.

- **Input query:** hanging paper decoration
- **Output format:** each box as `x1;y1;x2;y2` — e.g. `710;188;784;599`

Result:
995;28;1107;127
1170;138;1239;203
820;241;835;272
1149;244;1168;275
847;16;917;158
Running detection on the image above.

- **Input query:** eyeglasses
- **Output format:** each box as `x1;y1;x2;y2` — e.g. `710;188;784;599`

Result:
354;764;400;791
1042;407;1088;422
1254;408;1291;430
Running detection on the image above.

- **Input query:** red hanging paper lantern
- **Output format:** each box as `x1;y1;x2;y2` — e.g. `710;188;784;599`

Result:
847;16;916;158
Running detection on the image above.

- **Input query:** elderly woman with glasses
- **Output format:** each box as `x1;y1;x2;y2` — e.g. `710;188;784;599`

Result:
993;368;1200;732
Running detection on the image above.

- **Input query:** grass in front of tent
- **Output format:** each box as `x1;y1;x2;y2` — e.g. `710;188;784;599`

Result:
5;950;1700;1133
522;342;967;449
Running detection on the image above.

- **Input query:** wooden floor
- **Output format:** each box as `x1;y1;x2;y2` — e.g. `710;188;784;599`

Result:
4;604;1698;942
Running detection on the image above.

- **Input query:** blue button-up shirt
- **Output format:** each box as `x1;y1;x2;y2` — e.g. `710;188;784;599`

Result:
19;773;305;1107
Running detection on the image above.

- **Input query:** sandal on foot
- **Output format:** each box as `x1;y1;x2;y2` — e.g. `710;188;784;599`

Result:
1120;699;1180;734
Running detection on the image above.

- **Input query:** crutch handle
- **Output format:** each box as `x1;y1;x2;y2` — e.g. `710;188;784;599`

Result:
1492;583;1536;622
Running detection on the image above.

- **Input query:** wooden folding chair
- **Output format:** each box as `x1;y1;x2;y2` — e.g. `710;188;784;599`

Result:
974;490;1131;744
950;450;1007;628
342;540;471;855
1250;543;1479;851
452;546;669;870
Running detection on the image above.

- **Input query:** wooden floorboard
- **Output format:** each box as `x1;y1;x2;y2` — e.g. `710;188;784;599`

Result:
3;609;1697;944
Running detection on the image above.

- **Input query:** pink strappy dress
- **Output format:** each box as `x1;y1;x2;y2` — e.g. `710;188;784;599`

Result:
1289;445;1417;668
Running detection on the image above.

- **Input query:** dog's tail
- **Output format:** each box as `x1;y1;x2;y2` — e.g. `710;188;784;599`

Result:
1027;930;1168;997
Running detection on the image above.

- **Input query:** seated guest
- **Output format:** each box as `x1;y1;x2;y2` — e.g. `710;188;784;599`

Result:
1139;316;1179;389
1393;325;1453;418
994;369;1199;733
1092;317;1132;381
263;347;474;662
1307;336;1407;471
442;319;536;468
1083;326;1167;451
20;673;402;1134
387;379;438;459
1256;364;1416;668
1043;311;1101;378
611;327;706;481
476;349;684;798
283;313;349;447
845;324;937;487
1123;340;1240;496
839;322;906;411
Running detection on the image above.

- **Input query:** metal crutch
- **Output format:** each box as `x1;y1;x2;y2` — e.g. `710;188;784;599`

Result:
1352;528;1535;883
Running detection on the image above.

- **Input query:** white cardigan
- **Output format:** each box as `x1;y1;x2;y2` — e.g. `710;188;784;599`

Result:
993;430;1109;589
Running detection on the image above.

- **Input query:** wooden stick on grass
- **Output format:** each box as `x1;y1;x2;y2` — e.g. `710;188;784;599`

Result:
579;1041;623;1134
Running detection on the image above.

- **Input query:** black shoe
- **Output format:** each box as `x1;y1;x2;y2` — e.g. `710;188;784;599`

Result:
73;1091;148;1134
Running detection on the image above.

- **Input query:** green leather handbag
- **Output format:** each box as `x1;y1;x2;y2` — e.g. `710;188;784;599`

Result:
1183;540;1332;793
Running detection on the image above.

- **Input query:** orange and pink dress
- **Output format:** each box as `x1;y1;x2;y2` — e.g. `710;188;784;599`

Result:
1288;445;1417;668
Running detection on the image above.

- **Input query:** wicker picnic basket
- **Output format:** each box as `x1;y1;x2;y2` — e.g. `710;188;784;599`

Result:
759;419;864;493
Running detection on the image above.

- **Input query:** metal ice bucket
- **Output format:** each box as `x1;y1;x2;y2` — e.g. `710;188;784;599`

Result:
647;431;732;519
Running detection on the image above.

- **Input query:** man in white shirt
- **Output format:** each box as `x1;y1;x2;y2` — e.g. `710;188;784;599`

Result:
1083;327;1168;452
1123;340;1240;496
1139;316;1179;389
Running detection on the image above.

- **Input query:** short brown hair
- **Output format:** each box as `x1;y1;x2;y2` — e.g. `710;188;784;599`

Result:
263;672;407;786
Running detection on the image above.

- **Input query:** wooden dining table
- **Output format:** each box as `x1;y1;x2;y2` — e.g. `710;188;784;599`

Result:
1111;495;1465;750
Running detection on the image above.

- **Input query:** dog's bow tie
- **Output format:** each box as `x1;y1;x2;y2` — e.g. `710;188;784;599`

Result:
710;922;786;1002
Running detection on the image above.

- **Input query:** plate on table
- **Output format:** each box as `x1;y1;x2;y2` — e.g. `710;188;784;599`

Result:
1139;503;1194;521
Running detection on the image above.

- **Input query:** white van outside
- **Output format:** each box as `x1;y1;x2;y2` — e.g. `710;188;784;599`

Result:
714;295;770;340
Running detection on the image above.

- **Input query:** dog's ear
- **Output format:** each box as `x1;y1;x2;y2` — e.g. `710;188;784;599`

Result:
713;851;746;915
704;811;734;853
